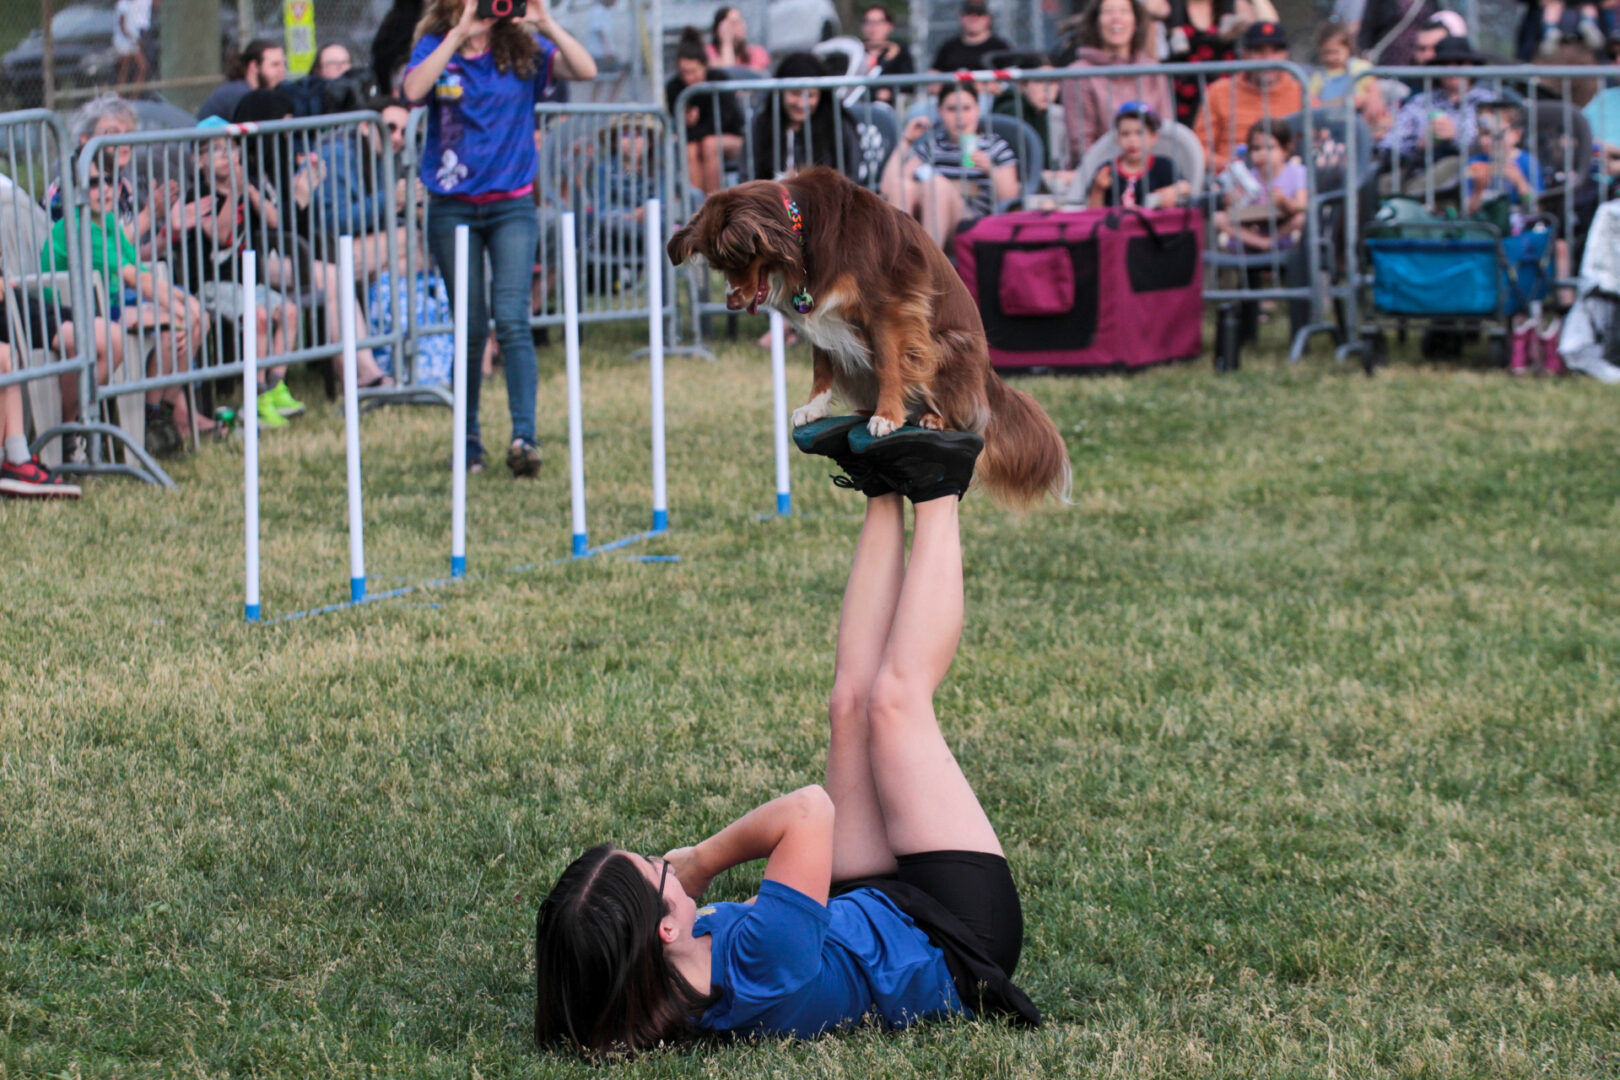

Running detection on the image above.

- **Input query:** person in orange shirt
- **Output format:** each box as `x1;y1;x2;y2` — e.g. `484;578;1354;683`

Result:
1193;21;1303;171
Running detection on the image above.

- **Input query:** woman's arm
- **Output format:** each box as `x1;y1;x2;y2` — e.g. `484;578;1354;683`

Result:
402;0;489;103
527;0;597;81
665;784;835;904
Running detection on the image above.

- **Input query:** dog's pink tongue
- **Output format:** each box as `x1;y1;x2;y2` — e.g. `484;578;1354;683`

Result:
747;296;759;316
747;281;768;316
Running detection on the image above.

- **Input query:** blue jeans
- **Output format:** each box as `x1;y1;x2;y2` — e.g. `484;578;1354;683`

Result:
427;194;540;448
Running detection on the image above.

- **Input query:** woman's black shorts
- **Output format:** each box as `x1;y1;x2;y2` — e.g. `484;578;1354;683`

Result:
833;849;1039;1025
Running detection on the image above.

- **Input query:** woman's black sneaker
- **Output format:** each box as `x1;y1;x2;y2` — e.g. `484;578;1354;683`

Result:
846;425;984;503
791;415;894;497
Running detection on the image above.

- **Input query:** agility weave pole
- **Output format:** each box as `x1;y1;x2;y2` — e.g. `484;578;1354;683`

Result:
249;205;677;625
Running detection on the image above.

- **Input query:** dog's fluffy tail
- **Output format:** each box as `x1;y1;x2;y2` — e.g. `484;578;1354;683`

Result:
978;375;1072;508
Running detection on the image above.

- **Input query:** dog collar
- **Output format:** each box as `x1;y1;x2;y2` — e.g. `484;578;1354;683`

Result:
781;189;814;314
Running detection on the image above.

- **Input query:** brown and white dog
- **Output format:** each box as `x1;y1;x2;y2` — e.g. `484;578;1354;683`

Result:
667;166;1071;507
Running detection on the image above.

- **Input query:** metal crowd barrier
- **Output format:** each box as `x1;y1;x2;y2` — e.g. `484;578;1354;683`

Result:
70;111;423;453
671;61;1335;360
399;101;681;370
0;109;169;485
1336;64;1614;359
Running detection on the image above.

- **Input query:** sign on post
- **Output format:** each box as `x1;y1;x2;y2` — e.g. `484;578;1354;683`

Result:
283;0;316;77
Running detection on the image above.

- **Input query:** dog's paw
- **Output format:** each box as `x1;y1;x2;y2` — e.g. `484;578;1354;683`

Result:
791;399;831;427
866;414;900;437
917;412;946;431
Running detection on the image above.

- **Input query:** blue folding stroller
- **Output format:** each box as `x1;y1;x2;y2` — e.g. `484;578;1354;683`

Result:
1359;208;1556;370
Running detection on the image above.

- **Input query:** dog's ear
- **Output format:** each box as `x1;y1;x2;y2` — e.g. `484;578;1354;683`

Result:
667;220;700;266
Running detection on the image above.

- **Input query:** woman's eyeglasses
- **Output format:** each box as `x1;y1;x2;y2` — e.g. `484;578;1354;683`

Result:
657;858;670;899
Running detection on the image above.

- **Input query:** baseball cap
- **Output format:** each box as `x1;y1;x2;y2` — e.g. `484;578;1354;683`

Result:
1241;21;1288;49
197;115;231;130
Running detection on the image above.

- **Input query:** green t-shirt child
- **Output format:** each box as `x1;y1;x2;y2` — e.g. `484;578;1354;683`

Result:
41;210;144;313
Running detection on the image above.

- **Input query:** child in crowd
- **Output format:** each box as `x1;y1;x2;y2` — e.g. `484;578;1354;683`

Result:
1088;102;1189;209
1462;101;1556;375
1465;101;1544;219
882;84;1020;251
1308;22;1388;137
167;122;303;431
1214;118;1307;252
593;115;655;254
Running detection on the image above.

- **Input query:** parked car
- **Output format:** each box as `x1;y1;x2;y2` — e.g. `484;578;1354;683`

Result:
1;4;122;107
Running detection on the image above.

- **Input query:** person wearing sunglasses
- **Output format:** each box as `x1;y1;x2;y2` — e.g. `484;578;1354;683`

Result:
534;435;1039;1056
43;158;210;457
315;96;417;280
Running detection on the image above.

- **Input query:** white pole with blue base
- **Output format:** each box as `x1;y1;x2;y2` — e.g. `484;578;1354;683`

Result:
646;198;668;533
243;249;260;622
562;211;588;557
769;308;791;516
339;235;367;604
450;224;469;578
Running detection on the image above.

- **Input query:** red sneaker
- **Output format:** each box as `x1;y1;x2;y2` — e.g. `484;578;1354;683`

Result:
0;456;81;499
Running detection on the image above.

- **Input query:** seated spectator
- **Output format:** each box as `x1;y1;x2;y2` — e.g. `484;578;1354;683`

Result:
1516;0;1608;60
1359;0;1439;64
1193;20;1302;171
316;42;353;80
931;0;1011;71
881;83;1019;250
1089;102;1189;208
0;337;79;498
317;95;413;277
993;54;1063;167
0;267;85;495
168;120;305;431
1465;100;1544;218
859;5;916;104
707;6;771;70
666;28;745;195
45;96;176;259
1583;77;1620;181
1163;0;1279;125
1063;0;1174;162
1381;37;1500;169
45;155;210;455
198;38;287;121
1214;117;1307;251
227;97;393;400
1310;22;1389;135
591;115;655;252
751;53;863;182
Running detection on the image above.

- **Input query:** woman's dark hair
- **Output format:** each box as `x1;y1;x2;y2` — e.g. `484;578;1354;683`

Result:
414;0;537;79
936;81;979;107
226;38;281;81
710;6;752;57
676;26;709;65
534;845;713;1057
1246;116;1295;152
232;88;295;124
372;0;424;92
1072;0;1153;58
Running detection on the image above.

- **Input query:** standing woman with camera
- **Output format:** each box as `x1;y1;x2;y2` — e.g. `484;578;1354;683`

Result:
404;0;594;476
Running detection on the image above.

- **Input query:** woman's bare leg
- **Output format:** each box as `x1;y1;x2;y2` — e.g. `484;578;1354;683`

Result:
915;177;966;251
866;496;1002;857
0;343;22;442
825;493;908;881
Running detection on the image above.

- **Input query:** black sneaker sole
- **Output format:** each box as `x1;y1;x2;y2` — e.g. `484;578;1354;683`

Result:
846;425;984;503
792;415;895;497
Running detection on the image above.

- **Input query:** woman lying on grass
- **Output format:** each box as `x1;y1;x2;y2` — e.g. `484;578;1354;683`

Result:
534;420;1040;1056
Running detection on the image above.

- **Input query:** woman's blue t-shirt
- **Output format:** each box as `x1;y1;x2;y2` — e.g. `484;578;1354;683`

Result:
695;879;964;1038
407;32;557;198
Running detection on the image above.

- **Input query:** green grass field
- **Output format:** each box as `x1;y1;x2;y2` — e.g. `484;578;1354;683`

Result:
3;328;1619;1078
